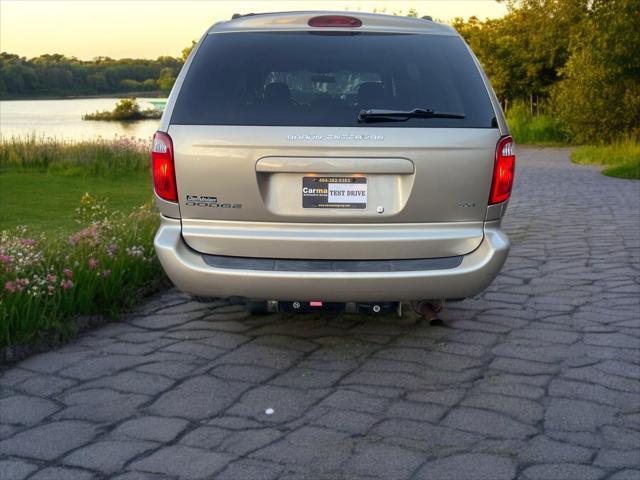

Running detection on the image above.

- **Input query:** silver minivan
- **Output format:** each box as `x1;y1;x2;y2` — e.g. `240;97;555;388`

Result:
152;11;514;314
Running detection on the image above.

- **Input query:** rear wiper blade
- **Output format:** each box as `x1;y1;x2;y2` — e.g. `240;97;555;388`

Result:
358;108;466;123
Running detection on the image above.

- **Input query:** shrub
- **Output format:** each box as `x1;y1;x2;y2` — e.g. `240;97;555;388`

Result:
505;101;568;145
0;194;163;347
83;98;161;121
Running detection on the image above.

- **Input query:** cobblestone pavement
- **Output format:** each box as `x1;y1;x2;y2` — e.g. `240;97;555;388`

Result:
1;147;639;480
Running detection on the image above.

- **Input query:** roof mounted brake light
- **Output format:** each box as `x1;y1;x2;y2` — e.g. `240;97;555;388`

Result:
308;15;362;27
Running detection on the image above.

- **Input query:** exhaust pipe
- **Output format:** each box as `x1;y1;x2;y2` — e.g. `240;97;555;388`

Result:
411;299;444;325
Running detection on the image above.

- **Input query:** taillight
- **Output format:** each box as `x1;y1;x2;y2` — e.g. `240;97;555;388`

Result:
151;131;177;202
308;15;362;27
489;135;516;205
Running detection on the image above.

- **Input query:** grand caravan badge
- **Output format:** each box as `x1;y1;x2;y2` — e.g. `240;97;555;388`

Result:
287;134;384;141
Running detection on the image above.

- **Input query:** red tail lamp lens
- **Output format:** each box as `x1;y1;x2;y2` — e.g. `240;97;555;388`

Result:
308;15;362;27
151;132;177;202
489;135;516;205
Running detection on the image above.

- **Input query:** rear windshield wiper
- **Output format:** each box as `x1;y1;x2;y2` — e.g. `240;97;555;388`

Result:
358;108;466;123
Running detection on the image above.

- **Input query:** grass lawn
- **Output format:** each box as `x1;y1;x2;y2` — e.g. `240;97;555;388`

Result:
571;140;640;180
0;171;153;232
0;138;164;351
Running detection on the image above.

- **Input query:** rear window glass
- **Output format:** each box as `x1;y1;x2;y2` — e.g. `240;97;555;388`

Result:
171;31;496;128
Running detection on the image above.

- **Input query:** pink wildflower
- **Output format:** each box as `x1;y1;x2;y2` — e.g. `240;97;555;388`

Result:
69;224;100;246
4;281;16;293
15;278;29;291
0;254;12;265
46;274;57;283
20;238;36;246
88;258;98;270
60;279;74;290
63;268;73;278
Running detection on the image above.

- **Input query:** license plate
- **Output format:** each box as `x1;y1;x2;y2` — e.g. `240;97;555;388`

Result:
302;176;367;209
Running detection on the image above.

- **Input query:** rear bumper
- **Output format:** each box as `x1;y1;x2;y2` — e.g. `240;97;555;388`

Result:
154;216;510;302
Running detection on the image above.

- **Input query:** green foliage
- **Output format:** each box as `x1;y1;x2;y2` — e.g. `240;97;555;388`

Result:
114;97;140;116
552;0;640;143
506;101;568;145
0;196;163;347
0;135;150;177
0;51;184;99
181;40;197;61
453;1;584;105
82;97;161;121
454;0;640;145
158;67;177;92
119;78;157;91
571;139;640;179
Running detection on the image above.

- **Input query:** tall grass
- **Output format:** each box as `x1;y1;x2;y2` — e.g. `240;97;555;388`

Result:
505;101;568;145
572;139;640;179
0;137;163;350
0;135;150;177
0;194;163;348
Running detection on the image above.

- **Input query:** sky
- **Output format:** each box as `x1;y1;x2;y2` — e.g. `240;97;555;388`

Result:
0;0;508;60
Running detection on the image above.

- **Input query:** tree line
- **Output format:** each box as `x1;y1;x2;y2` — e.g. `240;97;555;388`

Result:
0;49;189;99
453;0;639;143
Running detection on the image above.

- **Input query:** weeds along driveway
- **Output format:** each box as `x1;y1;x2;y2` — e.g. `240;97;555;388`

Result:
1;147;639;480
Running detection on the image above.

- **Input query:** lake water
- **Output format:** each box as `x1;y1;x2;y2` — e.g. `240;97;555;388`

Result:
0;98;165;141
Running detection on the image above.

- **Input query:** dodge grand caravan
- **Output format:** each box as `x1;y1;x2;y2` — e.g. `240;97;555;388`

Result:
152;11;514;314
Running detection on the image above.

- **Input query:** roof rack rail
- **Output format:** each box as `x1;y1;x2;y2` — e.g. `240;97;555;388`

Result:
231;11;310;20
422;15;433;21
231;13;257;19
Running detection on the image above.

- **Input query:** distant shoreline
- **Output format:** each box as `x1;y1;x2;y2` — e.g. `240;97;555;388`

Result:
0;91;166;101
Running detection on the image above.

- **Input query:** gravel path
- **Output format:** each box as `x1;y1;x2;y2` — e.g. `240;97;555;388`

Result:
1;147;639;480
